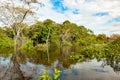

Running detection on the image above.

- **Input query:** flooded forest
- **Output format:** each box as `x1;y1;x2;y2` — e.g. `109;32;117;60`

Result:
0;0;120;80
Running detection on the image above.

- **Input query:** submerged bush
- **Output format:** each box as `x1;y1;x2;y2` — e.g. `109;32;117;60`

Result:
69;44;106;62
20;40;35;53
35;43;47;52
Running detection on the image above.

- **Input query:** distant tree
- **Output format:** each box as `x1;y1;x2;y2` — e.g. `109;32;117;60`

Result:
105;37;120;62
96;34;107;43
108;34;120;42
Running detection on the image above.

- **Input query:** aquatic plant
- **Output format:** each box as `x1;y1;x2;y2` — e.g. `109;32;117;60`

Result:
38;68;62;80
38;70;52;80
53;68;62;80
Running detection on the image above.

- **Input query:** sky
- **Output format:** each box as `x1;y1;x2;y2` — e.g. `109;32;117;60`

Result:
0;0;120;35
36;0;120;35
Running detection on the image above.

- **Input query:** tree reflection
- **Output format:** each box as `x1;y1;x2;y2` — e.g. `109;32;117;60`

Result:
0;45;120;79
1;52;31;80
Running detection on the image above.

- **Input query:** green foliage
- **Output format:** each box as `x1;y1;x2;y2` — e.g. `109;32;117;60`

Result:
53;68;62;80
38;68;61;80
38;70;52;80
77;39;87;46
0;28;14;52
35;43;47;51
28;19;58;45
26;19;97;50
1;19;117;63
96;34;107;43
79;46;95;60
0;37;13;49
63;40;72;46
3;26;14;38
69;44;106;62
69;54;85;62
104;37;120;60
20;40;34;53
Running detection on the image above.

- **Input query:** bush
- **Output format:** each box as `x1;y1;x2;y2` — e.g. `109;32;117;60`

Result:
20;40;34;53
35;43;47;52
0;36;14;53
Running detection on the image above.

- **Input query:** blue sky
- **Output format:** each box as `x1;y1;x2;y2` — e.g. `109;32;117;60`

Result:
36;0;120;35
92;12;109;17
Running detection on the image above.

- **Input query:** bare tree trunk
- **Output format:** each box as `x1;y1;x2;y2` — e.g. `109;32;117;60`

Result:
59;29;70;55
14;31;20;54
46;39;50;62
60;37;63;55
14;35;18;54
46;28;50;62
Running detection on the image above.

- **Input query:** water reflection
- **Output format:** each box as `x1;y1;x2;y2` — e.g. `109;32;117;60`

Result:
61;60;120;80
0;53;31;80
0;50;120;80
103;58;120;73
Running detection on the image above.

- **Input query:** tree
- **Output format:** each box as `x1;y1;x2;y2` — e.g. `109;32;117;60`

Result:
96;34;107;43
28;21;44;45
43;19;55;58
108;34;120;42
27;19;56;62
0;0;39;53
105;37;120;59
104;37;120;71
56;20;76;55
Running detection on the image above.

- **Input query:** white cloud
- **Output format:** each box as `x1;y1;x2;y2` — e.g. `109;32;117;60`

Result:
63;0;120;34
0;0;120;35
101;22;120;35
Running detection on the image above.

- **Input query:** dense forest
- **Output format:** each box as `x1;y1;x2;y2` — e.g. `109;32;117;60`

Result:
0;19;120;62
0;0;120;62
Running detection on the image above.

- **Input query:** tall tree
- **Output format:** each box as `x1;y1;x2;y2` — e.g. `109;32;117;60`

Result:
43;19;55;62
0;0;39;53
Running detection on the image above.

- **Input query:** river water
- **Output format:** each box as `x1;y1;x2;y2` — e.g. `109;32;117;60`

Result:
0;53;120;80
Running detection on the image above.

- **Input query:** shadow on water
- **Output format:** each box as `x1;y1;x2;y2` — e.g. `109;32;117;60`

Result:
0;47;120;80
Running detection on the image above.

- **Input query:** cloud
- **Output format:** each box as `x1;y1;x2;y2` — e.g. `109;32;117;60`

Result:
100;21;120;35
33;0;69;24
1;0;119;35
64;0;120;35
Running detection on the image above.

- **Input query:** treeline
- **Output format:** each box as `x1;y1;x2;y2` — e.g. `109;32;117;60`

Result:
0;19;94;51
0;19;120;57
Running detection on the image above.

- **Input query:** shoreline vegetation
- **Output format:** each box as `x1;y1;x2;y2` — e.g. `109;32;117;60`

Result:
0;0;120;60
0;19;120;80
0;19;120;61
